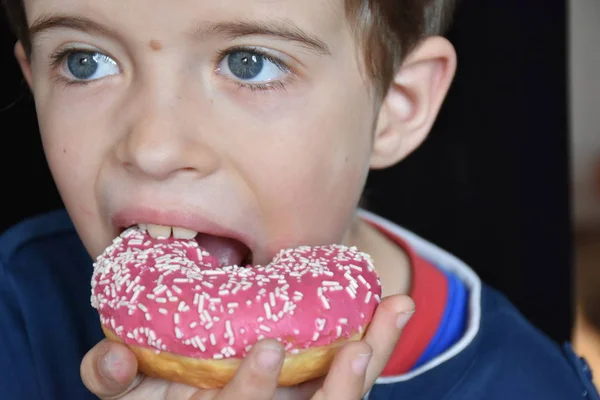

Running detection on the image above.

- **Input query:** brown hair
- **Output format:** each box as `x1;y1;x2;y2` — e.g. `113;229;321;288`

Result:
2;0;457;94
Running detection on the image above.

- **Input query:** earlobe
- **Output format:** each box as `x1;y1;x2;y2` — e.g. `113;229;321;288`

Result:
14;41;34;90
370;36;457;169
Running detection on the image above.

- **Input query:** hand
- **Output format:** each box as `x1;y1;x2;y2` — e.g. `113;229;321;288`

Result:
81;294;415;400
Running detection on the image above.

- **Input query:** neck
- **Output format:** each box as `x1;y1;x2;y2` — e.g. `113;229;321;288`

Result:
345;216;412;298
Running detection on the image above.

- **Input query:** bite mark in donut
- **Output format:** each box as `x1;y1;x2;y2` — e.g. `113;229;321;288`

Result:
91;227;382;387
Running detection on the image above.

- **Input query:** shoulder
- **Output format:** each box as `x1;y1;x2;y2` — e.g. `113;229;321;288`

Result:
0;210;101;400
472;284;597;398
372;286;598;400
359;210;599;399
0;208;80;266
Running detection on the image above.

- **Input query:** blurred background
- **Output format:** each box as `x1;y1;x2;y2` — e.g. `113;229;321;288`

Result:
568;0;600;380
0;0;598;356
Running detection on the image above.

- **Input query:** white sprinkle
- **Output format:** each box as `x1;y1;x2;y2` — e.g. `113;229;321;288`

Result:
210;334;216;346
203;270;226;276
198;295;205;314
365;291;372;304
312;332;320;341
138;303;148;312
175;327;183;339
195;336;206;352
260;325;271;332
320;294;330;310
225;320;233;339
264;302;272;320
154;285;167;295
174;313;180;324
178;301;187;312
156;297;167;304
189;321;198;329
145;313;152;321
269;292;276;307
125;280;136;293
336;326;342;337
158;308;168;315
228;303;239;309
339;318;348;324
345;286;356;299
316;318;326;331
172;285;183;295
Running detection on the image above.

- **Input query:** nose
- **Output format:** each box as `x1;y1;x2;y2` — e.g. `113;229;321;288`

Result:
116;88;220;181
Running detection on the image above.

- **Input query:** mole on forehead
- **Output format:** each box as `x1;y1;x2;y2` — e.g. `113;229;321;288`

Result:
149;40;162;51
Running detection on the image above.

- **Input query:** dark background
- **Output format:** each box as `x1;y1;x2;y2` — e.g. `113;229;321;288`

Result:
0;1;573;343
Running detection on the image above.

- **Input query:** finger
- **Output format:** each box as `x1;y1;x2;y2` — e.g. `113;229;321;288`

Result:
80;339;143;399
196;340;284;400
272;378;324;400
310;340;372;400
363;294;415;391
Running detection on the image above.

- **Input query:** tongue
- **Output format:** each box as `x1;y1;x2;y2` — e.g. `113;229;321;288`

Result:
194;233;249;267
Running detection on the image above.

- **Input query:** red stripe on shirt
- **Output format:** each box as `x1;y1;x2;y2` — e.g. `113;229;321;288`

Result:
369;223;449;376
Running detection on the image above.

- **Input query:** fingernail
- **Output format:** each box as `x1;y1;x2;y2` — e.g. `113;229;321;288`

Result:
256;345;282;372
101;350;122;382
396;310;415;329
352;353;372;376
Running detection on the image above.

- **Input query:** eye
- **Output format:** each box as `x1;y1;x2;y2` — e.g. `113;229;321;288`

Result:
62;51;119;81
217;49;288;83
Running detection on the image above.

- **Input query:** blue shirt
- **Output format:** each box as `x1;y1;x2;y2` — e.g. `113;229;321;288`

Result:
0;209;597;400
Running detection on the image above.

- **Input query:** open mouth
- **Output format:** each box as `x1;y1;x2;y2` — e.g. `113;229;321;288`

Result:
120;224;253;267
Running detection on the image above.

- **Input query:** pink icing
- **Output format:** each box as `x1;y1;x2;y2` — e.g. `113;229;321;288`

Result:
91;227;382;360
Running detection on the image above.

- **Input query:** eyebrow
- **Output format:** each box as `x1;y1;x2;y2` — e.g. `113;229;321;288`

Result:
196;19;331;55
29;14;119;42
28;14;331;55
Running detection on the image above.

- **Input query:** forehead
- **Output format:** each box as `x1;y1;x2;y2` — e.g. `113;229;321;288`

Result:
24;0;347;41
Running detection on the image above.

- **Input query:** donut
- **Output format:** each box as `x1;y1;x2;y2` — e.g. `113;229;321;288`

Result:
90;227;382;388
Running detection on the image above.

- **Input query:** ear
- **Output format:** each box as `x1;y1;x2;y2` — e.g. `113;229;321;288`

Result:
14;41;34;89
370;36;457;169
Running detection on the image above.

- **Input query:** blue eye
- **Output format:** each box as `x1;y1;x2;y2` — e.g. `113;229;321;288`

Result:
64;51;118;81
218;49;288;83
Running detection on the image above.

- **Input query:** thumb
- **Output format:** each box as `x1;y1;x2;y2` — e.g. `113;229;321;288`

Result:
80;339;142;399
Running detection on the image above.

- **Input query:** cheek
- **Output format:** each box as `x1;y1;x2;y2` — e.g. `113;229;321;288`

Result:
235;86;375;246
33;84;110;236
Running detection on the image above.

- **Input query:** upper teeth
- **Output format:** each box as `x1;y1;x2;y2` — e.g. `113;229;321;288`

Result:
138;224;198;239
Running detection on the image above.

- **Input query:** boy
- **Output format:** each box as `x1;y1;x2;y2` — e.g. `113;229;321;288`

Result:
0;0;596;399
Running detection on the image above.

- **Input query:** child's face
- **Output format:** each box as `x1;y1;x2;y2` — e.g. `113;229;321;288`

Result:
21;0;381;262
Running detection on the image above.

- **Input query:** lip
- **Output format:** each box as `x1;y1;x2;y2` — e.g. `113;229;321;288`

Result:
111;207;257;253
